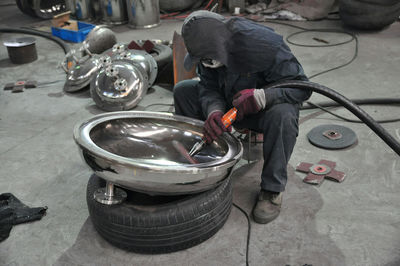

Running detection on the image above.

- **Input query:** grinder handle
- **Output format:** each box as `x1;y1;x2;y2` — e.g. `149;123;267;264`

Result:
221;107;237;128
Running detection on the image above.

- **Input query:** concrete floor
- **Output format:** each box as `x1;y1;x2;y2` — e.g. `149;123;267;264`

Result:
1;4;399;266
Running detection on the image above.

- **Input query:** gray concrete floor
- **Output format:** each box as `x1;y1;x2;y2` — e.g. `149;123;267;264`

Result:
1;4;400;266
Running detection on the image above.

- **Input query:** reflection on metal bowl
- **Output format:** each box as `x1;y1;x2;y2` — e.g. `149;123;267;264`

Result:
74;111;243;195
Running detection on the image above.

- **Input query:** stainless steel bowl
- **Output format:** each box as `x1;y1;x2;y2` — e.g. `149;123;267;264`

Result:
74;111;243;195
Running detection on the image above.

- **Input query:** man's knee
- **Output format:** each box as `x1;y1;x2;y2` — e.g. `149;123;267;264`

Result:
173;80;198;99
263;103;299;131
267;103;298;119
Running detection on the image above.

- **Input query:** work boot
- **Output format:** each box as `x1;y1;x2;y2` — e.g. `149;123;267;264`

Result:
252;190;282;224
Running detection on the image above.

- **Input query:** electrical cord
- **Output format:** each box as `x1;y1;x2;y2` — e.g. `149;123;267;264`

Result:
302;98;400;109
233;202;251;266
261;19;400;123
304;101;400;124
261;20;359;79
0;27;70;54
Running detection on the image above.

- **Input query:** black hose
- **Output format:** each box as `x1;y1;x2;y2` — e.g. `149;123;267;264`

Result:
302;98;400;109
0;27;70;54
304;101;400;124
267;80;400;156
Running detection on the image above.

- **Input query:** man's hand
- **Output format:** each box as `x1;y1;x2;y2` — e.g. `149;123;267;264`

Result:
232;89;266;121
203;110;231;144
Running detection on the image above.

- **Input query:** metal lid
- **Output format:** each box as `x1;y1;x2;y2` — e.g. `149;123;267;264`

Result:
113;49;158;87
64;56;102;92
90;60;148;111
3;37;36;47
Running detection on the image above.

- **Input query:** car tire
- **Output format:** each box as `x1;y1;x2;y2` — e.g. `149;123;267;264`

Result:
356;0;399;5
32;0;66;19
86;174;232;254
135;41;173;69
150;43;173;69
339;0;400;30
16;0;36;17
159;0;198;12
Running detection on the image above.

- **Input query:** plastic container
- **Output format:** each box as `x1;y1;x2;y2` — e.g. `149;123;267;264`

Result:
51;21;95;43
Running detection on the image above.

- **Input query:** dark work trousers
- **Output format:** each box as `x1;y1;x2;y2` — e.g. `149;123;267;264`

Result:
173;79;300;192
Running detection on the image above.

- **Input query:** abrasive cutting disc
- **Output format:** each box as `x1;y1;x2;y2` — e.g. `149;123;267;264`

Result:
307;124;357;149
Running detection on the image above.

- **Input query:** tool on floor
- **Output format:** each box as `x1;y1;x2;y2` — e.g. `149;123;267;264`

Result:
296;159;345;186
4;80;38;93
3;37;38;64
189;107;237;157
307;124;357;150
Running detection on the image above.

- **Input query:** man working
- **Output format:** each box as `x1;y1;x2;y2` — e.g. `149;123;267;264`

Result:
173;10;311;224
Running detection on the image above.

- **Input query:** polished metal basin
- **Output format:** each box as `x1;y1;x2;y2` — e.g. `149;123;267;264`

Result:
74;111;243;195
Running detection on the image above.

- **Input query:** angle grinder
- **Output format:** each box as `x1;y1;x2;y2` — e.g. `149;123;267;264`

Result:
189;107;238;157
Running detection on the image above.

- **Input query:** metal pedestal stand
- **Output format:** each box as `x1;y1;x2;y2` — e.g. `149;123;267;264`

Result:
94;181;127;205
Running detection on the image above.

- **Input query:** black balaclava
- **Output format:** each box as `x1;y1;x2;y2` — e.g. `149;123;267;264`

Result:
182;11;231;71
182;10;295;74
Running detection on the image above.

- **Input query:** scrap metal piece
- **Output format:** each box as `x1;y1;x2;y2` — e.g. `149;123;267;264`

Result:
4;80;38;93
296;159;346;185
307;124;357;149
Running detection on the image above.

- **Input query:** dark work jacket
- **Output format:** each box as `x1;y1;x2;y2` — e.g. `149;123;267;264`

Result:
195;20;311;117
197;62;311;117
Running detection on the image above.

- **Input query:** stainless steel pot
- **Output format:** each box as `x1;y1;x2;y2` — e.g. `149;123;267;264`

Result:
74;111;243;195
100;0;128;25
68;0;92;20
127;0;160;29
